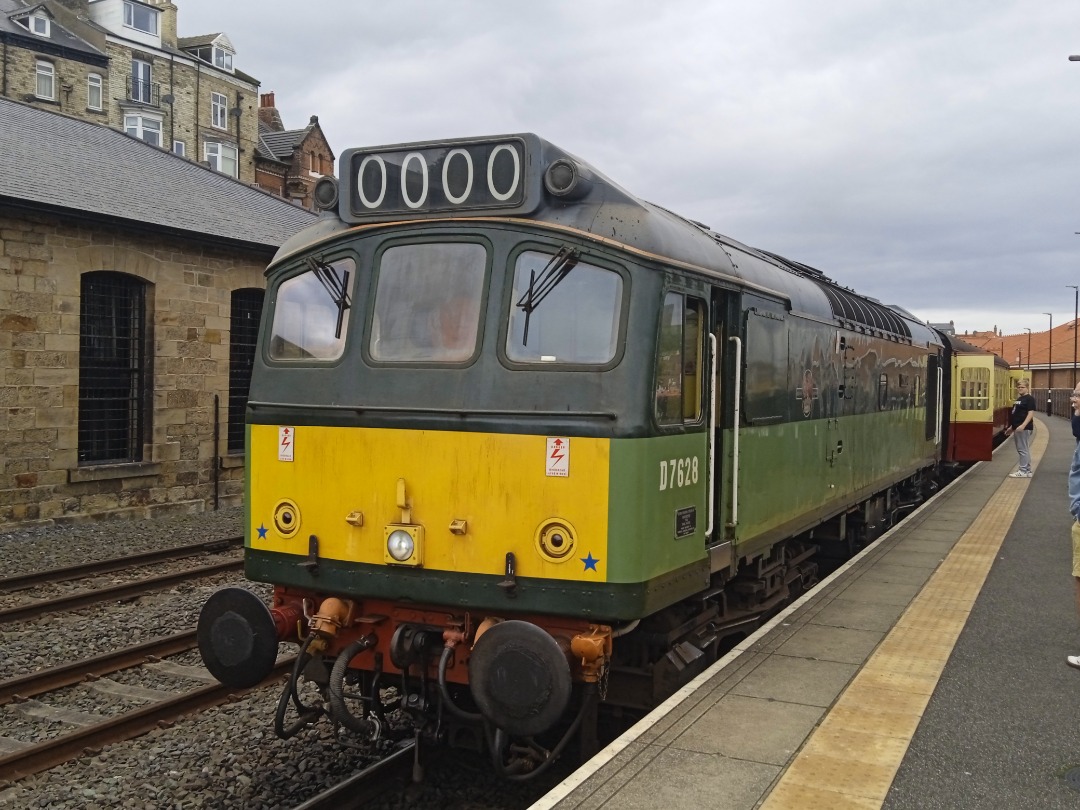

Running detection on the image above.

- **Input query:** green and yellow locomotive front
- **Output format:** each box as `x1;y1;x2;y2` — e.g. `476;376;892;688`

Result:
243;232;711;611
198;135;716;752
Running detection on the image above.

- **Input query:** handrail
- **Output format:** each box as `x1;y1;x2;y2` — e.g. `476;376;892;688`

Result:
728;336;742;528
706;333;717;538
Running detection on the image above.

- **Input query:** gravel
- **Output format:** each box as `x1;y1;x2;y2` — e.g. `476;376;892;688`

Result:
0;508;573;809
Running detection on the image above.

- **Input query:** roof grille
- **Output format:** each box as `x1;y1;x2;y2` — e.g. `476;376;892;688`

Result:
819;285;911;338
756;249;910;340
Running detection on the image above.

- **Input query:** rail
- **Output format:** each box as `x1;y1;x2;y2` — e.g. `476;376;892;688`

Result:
0;658;294;782
0;560;243;624
0;537;242;591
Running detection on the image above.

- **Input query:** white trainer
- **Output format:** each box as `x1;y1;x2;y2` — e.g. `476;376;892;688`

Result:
1008;471;1032;478
1068;655;1080;671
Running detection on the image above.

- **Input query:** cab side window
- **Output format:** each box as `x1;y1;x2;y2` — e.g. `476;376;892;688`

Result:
655;292;705;425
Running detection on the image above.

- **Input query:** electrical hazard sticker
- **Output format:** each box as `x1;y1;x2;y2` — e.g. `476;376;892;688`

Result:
546;437;569;477
278;426;295;462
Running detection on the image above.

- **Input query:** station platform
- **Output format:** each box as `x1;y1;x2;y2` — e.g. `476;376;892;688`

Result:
532;414;1080;809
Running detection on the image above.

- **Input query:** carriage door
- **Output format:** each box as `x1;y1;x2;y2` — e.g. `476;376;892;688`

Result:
655;291;712;557
708;289;733;569
926;353;942;445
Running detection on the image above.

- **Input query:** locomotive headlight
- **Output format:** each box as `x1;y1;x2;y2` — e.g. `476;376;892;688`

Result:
387;530;413;561
384;525;424;566
543;158;593;200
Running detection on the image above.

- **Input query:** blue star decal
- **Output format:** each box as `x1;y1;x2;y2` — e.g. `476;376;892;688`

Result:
581;552;599;572
256;524;268;539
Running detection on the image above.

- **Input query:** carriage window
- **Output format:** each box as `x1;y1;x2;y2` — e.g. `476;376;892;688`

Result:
958;366;990;410
370;243;487;362
655;293;705;425
269;257;355;360
506;251;622;364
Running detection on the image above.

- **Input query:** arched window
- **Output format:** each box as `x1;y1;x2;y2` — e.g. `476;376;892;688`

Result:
228;289;264;453
78;272;149;464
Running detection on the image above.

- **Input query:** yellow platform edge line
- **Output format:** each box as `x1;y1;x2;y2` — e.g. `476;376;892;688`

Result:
758;422;1048;809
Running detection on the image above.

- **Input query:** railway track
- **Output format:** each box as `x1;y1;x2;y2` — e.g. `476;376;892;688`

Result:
0;536;243;592
0;630;200;705
0;560;243;624
0;652;295;783
292;740;417;810
0;538;245;625
0;534;274;784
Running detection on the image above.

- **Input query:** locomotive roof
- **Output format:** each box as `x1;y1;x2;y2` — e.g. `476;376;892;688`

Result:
937;330;1009;366
281;133;936;345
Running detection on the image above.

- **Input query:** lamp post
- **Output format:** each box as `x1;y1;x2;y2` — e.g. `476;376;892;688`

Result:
1045;312;1054;415
1070;285;1079;388
1025;328;1032;371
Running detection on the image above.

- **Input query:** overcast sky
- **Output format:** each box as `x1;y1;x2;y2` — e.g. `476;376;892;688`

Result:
181;0;1080;338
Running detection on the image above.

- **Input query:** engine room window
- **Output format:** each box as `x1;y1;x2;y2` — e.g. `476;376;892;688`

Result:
269;257;355;361
655;293;705;425
744;311;788;421
506;250;623;365
369;242;487;362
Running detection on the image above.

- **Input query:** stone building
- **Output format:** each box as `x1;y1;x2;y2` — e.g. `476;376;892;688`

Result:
255;92;336;210
0;0;261;183
0;96;317;527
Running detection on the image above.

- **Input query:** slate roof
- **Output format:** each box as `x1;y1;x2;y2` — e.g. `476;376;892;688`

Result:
178;32;234;51
258;123;312;161
0;0;106;61
0;96;317;248
257;123;289;166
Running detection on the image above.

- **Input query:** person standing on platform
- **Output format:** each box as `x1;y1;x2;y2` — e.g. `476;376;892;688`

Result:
1067;385;1080;670
1005;379;1036;478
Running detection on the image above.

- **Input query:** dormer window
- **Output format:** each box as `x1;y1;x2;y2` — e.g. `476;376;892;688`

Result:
123;1;158;36
190;43;235;74
214;47;233;72
30;13;49;37
15;10;51;36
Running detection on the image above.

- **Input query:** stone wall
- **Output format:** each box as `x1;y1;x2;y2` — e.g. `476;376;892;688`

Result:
0;207;270;527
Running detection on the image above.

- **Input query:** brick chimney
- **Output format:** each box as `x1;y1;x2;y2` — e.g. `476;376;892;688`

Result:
161;2;178;49
259;92;285;132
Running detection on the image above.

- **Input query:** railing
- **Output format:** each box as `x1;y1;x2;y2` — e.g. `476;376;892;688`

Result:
1032;388;1073;418
127;77;160;106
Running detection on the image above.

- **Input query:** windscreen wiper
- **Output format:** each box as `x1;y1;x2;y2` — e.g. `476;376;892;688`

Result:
307;257;351;339
515;246;579;346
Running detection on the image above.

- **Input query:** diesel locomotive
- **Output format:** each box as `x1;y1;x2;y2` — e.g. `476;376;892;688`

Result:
197;133;999;777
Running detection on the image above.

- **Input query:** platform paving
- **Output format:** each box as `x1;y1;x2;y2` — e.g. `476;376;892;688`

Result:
534;415;1077;809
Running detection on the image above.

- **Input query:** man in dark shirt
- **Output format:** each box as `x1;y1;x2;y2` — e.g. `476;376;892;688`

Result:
1004;379;1036;478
